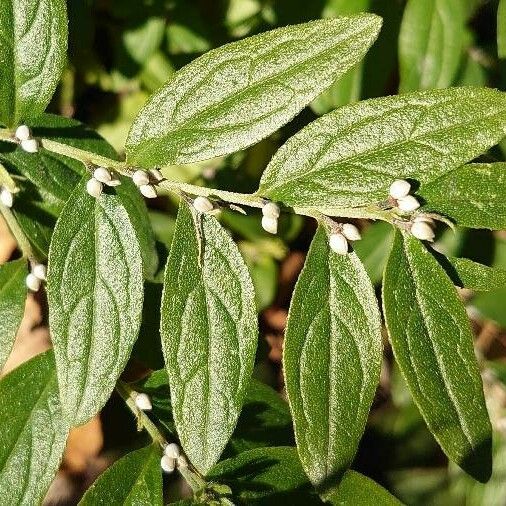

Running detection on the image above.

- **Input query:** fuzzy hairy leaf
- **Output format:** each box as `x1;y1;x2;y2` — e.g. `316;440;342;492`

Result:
284;226;383;487
160;201;257;474
48;182;144;426
383;231;492;482
79;445;163;506
0;258;27;369
126;15;382;167
0;351;68;504
259;87;506;209
398;0;465;92
208;446;316;505
0;0;68;126
419;163;506;229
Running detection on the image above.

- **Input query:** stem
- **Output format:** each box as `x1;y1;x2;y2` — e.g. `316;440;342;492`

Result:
0;203;37;260
116;380;206;492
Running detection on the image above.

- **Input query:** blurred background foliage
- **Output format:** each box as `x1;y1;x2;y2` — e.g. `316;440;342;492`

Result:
41;0;506;503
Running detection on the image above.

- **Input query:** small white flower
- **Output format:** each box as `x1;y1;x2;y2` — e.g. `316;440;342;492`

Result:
149;168;164;181
93;167;112;184
15;125;31;142
86;178;103;198
261;215;278;235
164;443;180;459
262;202;280;219
32;264;47;281
177;455;188;468
341;223;361;241
0;187;13;208
160;455;176;473
193;196;214;213
411;221;435;242
139;184;157;199
397;195;420;212
389;179;411;200
20;138;38;153
105;178;121;187
26;273;41;292
132;170;150;187
134;392;152;411
413;215;436;226
329;233;348;254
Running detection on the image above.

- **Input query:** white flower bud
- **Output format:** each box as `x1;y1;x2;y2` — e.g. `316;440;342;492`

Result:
134;392;152;411
177;455;188;468
149;168;164;181
193;196;214;213
132;170;150;186
139;184;157;199
32;264;47;281
397;195;420;212
0;187;13;208
389;179;411;199
26;273;41;292
414;215;435;226
261;215;278;235
20;138;38;153
93;167;112;184
341;223;361;241
262;202;280;219
105;178;121;187
15;125;31;142
164;443;180;459
161;455;176;473
329;233;348;254
411;221;435;242
86;178;103;198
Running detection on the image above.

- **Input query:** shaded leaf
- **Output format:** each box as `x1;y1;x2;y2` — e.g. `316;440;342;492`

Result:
126;15;382;166
284;226;382;487
48;182;144;425
383;231;492;482
0;351;68;504
160;201;257;474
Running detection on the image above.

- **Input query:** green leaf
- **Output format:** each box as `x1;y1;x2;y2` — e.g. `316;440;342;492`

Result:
325;470;402;505
47;181;144;426
0;351;68;504
208;446;318;505
160;201;258;474
79;445;163;506
258;87;506;209
398;0;465;92
125;15;382;167
0;0;68;126
382;231;492;482
0;114;158;273
499;0;506;59
433;252;506;292
0;258;27;369
284;226;382;487
420;163;506;230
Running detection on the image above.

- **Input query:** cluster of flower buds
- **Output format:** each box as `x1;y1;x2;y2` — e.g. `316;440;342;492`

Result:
261;202;280;234
133;391;152;411
389;179;420;212
0;186;14;207
26;263;46;292
15;125;38;153
193;195;214;213
161;443;188;473
410;215;436;242
329;223;362;255
86;167;121;198
132;169;161;199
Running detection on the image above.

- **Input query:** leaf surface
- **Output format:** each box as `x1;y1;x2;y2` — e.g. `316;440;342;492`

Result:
160;201;257;474
383;231;492;482
48;182;144;425
284;226;382;487
126;15;382;166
